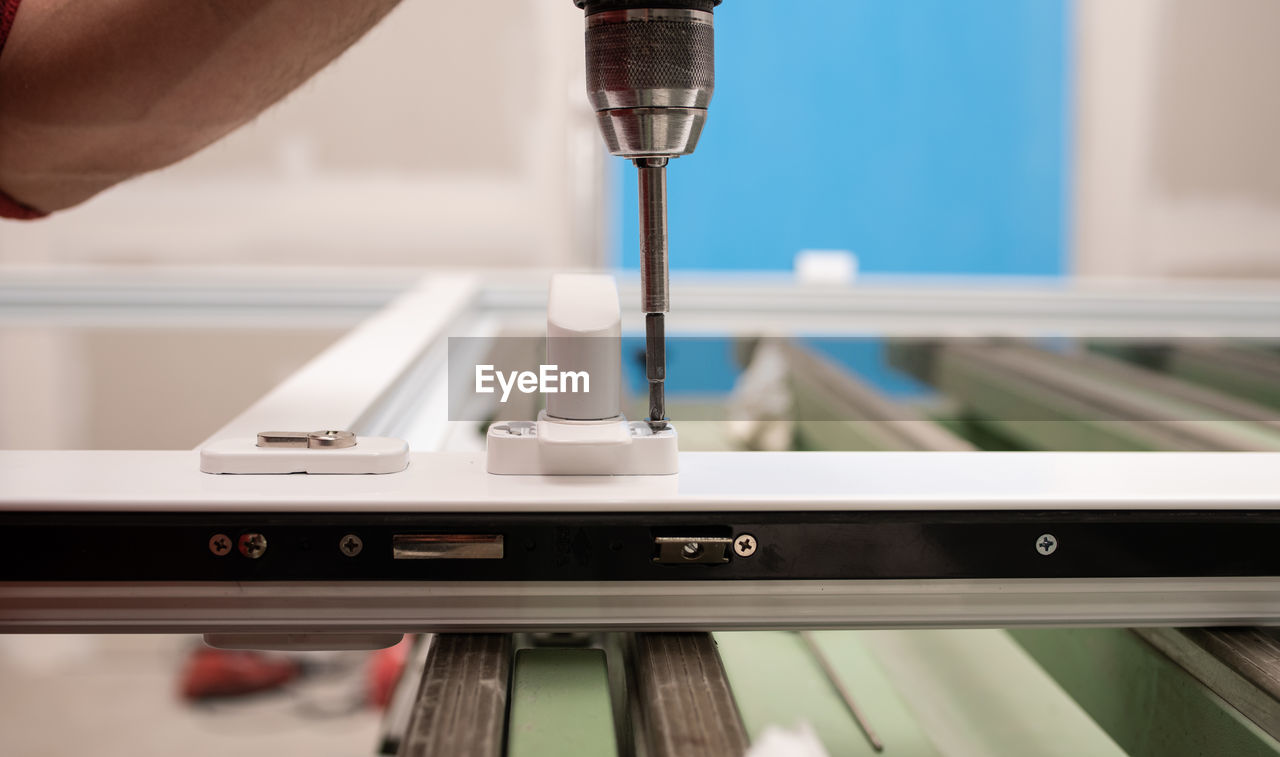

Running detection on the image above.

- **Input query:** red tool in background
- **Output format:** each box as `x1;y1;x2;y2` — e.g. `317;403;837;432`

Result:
179;636;408;706
180;647;301;701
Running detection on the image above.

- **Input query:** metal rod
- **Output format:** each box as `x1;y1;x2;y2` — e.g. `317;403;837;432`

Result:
798;631;885;753
636;157;670;429
636;157;670;314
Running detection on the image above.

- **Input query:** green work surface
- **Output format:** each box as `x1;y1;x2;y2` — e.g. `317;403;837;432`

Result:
1013;628;1280;757
507;648;618;757
715;631;937;755
859;629;1126;757
718;630;1132;756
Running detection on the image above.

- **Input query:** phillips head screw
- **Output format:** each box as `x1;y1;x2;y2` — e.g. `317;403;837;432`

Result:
339;534;364;557
238;533;268;559
208;534;232;556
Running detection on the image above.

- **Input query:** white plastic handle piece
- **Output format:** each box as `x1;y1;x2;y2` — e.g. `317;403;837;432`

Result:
485;274;677;476
545;273;622;421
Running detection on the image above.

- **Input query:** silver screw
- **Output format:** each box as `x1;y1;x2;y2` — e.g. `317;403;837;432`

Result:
503;421;536;437
1035;533;1058;556
734;533;758;557
239;533;268;559
208;534;232;556
339;534;364;557
308;430;356;448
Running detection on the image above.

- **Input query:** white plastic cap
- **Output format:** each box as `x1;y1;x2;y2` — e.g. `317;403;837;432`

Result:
545;274;622;420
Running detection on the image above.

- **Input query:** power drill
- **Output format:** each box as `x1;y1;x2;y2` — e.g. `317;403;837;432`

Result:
572;0;721;430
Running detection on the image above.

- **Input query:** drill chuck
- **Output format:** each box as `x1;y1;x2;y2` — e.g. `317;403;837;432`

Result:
576;1;718;158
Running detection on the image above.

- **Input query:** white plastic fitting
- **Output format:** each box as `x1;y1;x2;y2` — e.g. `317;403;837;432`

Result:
486;273;677;476
200;435;409;474
545;273;622;420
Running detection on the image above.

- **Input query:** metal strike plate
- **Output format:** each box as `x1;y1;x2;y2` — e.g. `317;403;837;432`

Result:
257;430;357;449
201;431;408;475
392;534;505;560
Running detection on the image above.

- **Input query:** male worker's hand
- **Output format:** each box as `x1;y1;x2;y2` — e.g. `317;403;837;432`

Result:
0;0;401;216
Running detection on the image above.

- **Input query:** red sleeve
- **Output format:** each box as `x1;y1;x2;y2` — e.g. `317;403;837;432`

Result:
0;191;44;219
0;0;47;220
0;0;19;52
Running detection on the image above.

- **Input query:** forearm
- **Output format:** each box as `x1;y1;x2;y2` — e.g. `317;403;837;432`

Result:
0;0;400;212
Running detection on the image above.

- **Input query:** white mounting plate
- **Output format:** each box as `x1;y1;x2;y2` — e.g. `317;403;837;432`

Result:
200;436;409;474
485;413;678;475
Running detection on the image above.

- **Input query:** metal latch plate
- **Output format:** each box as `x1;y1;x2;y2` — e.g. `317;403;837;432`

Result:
200;432;408;474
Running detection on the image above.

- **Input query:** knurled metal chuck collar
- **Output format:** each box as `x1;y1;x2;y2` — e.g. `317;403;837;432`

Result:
575;0;720;12
574;0;722;158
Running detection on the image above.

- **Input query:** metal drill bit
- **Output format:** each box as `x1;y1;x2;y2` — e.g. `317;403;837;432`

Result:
646;313;666;427
636;157;669;429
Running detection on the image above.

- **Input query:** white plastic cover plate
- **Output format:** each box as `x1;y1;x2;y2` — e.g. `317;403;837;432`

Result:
200;436;409;474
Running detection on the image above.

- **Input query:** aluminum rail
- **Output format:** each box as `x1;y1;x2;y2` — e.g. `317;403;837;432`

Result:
1110;341;1280;412
780;340;974;452
915;340;1280;451
8;267;1280;336
0;266;410;328
478;275;1280;338
3;579;1279;634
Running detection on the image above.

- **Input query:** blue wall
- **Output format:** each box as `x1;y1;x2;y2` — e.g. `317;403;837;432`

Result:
616;1;1070;276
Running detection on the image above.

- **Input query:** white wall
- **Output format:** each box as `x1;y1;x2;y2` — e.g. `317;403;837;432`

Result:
0;326;341;449
0;0;607;269
1074;0;1280;278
